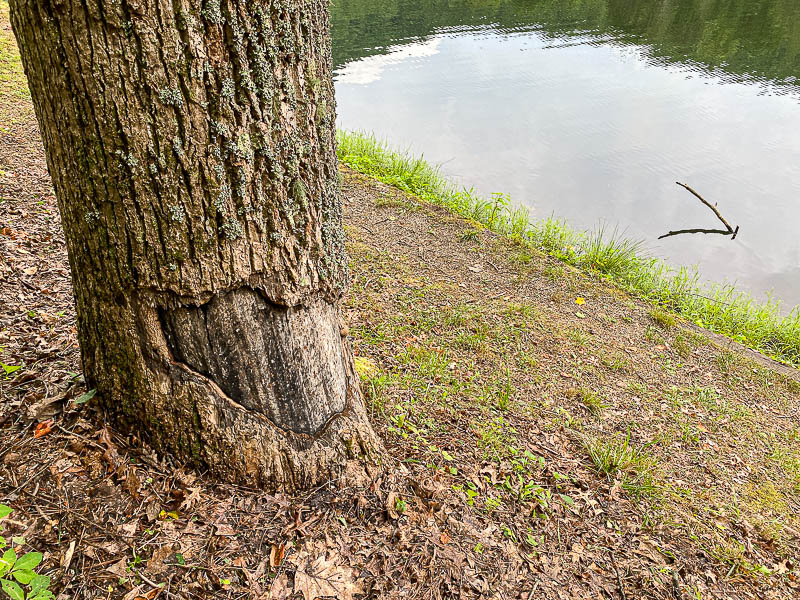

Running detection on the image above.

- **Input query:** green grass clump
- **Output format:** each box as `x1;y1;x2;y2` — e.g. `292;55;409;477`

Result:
584;433;660;500
337;130;800;368
567;387;606;416
584;432;650;475
650;308;676;329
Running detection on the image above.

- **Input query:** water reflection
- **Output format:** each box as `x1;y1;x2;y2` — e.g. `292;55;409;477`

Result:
331;0;800;309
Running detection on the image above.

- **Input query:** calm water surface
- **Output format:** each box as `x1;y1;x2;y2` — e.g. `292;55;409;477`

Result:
331;0;800;310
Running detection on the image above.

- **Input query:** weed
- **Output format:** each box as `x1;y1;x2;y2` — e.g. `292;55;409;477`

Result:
494;369;515;411
394;497;407;515
601;352;630;372
375;194;412;209
459;228;481;242
585;433;661;501
554;406;578;429
1;363;21;379
691;386;751;421
567;387;606;416
627;381;648;397
678;419;702;446
476;416;517;461
645;326;665;344
541;263;565;282
673;334;691;358
584;432;653;477
581;226;645;277
714;351;738;374
0;504;54;600
650;308;676;329
503;302;541;322
565;328;591;346
485;496;502;514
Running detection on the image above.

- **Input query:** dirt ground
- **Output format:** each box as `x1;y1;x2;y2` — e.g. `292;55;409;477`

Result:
2;5;800;599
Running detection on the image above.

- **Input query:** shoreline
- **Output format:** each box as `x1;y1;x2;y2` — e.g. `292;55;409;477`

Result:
337;129;800;370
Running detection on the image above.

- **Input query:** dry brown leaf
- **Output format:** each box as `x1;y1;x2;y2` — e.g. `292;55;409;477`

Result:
293;551;364;600
106;558;128;578
633;539;666;564
270;543;286;568
215;523;237;536
146;545;174;575
385;491;399;520
184;486;203;509
121;585;146;600
33;418;54;438
269;573;291;599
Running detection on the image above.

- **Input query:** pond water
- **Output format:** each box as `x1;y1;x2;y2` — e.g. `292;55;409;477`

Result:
330;0;800;311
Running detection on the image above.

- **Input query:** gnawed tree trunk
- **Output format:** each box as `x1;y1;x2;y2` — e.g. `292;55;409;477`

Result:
10;0;382;490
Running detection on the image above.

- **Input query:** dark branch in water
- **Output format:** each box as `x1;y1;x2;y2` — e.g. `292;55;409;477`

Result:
659;182;739;240
658;227;738;240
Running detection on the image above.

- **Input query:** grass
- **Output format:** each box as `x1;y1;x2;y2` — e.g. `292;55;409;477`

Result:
0;0;31;128
337;130;800;369
584;432;661;500
650;308;676;329
584;432;652;476
567;387;607;416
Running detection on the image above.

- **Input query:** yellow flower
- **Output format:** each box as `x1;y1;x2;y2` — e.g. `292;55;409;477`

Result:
575;297;585;305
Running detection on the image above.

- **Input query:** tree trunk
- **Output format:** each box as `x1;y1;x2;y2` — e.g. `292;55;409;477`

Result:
10;0;381;491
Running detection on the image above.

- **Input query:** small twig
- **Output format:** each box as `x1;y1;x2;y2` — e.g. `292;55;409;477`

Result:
675;182;734;233
608;550;628;600
132;568;166;595
660;182;739;241
658;228;731;240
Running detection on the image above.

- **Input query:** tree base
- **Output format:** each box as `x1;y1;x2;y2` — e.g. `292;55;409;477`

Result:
109;291;384;493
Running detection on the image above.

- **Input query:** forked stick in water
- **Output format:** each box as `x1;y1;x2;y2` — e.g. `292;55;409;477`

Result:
658;182;739;240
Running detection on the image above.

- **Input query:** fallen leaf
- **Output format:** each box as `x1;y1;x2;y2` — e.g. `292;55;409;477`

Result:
62;540;76;571
146;545;174;575
293;551;364;600
440;532;451;545
773;559;792;575
184;486;203;509
633;539;667;565
270;543;286;568
269;573;291;599
33;419;54;438
106;558;128;577
215;523;236;536
121;585;145;600
26;395;65;421
386;491;399;520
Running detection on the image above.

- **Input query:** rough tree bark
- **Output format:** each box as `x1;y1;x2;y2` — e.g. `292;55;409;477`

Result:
10;0;382;490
